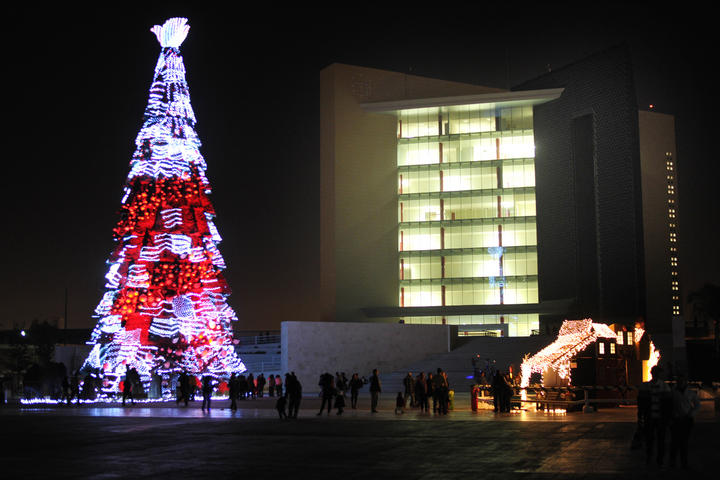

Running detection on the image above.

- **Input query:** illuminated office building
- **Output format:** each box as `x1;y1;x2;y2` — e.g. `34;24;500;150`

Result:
320;46;681;339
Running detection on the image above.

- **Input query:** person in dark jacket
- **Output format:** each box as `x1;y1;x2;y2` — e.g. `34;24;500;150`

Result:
317;372;335;415
403;372;415;407
201;375;214;411
369;369;382;413
415;372;428;413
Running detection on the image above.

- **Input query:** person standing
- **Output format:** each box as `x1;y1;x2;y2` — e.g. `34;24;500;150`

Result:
257;373;266;398
670;373;700;469
201;375;214;411
247;373;255;399
349;373;363;409
369;368;382;413
317;372;335;415
268;374;275;397
274;374;283;398
229;373;239;412
426;372;436;413
638;366;672;466
415;372;428;413
286;372;302;418
403;372;415;408
122;366;134;407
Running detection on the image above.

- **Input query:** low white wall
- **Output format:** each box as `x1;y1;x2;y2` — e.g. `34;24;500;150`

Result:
281;321;456;392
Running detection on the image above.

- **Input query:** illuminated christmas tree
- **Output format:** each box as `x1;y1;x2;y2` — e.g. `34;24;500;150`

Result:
83;18;246;396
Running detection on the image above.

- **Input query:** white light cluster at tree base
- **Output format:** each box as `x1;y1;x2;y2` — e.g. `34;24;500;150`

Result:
82;17;246;398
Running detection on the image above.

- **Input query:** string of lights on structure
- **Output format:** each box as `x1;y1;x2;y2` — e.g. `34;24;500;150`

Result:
519;319;659;388
82;17;246;397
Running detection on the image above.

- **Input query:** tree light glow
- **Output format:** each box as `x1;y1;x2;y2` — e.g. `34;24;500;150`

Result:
82;17;245;397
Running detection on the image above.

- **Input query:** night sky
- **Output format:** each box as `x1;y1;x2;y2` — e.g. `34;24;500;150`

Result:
3;4;718;332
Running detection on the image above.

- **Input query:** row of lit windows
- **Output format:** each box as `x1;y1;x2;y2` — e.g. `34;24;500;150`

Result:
400;250;538;280
666;152;680;315
399;221;537;251
401;313;540;337
397;105;533;139
399;192;536;223
400;277;539;307
398;160;535;194
397;133;534;166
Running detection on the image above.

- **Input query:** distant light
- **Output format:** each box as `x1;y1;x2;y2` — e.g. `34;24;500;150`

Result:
649;104;655;109
20;330;26;337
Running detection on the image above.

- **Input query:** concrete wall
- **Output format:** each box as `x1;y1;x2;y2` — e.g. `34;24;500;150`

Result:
281;321;457;392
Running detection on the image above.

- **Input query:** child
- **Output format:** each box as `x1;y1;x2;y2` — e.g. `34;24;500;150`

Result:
334;391;346;415
276;394;288;419
395;392;404;414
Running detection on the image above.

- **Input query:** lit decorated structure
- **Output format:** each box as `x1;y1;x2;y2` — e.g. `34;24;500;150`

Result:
520;319;659;389
82;18;246;396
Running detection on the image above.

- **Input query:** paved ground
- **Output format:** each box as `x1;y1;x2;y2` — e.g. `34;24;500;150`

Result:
2;394;718;479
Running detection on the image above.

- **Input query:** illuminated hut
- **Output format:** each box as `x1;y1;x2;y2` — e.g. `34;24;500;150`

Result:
520;319;659;389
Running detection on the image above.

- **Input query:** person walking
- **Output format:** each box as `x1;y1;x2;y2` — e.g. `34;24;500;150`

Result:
369;368;382;413
670;373;700;469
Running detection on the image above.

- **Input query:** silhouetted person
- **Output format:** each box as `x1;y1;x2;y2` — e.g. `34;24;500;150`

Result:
274;374;282;398
247;373;255;399
257;373;266;398
122;367;134;407
435;368;449;415
670;373;700;469
334;389;346;415
229;373;239;412
276;394;287;419
415;372;428;413
369;369;381;413
286;372;302;418
349;373;363;409
201;375;214;411
426;372;436;413
177;371;191;406
268;374;276;397
395;392;404;414
638;366;672;466
317;372;335;415
403;372;415;407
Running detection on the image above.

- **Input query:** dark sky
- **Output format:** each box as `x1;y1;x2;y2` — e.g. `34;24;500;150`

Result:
2;4;717;331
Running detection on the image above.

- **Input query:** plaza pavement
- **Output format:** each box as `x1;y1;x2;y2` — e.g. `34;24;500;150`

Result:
1;393;717;479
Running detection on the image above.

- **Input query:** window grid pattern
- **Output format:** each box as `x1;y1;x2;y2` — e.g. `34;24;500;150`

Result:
397;104;539;335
